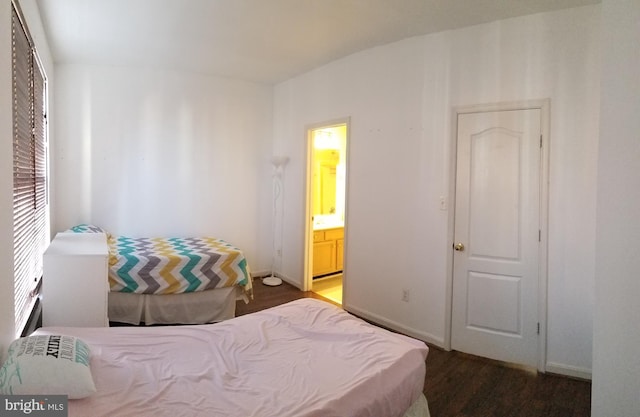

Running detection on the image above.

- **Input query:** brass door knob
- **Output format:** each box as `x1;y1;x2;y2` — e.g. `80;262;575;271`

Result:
454;243;465;251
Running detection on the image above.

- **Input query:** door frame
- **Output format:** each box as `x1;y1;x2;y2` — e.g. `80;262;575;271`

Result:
302;118;351;295
444;99;550;372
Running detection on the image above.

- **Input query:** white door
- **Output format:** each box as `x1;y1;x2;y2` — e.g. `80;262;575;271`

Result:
451;108;541;367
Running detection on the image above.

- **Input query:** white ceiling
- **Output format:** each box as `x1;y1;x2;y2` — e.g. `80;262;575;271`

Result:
35;0;600;85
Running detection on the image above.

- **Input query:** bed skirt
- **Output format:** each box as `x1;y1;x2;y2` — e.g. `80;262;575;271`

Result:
108;286;243;325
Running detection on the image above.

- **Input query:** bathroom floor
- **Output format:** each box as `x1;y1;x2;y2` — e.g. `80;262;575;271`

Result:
312;274;342;305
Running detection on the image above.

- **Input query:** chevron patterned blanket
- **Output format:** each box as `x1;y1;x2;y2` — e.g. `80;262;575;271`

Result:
68;225;251;295
108;235;251;295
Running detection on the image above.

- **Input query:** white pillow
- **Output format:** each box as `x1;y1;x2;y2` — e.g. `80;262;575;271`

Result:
0;334;96;399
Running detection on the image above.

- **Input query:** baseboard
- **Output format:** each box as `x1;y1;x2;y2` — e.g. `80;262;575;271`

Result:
252;273;443;347
252;271;302;290
344;303;445;348
276;273;302;289
545;361;592;380
250;270;271;279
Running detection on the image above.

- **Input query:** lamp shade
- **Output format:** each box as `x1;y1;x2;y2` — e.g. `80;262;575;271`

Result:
271;156;290;168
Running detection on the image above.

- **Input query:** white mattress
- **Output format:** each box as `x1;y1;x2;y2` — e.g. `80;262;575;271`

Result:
36;298;429;417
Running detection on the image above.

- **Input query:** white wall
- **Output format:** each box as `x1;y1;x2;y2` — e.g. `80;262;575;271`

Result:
52;65;274;272
0;0;54;359
592;0;640;415
274;5;600;377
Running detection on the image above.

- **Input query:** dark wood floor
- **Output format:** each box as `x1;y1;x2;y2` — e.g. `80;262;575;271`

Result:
237;278;592;417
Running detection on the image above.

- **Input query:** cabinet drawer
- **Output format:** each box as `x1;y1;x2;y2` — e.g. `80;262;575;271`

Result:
325;228;344;240
313;231;325;242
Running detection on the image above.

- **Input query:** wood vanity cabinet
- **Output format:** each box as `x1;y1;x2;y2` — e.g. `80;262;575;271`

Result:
336;238;344;271
313;227;344;277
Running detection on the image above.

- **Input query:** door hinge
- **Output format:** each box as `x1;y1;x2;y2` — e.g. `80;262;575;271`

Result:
537;322;540;334
540;134;543;148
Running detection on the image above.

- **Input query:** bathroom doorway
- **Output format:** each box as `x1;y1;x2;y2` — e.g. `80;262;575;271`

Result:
304;120;348;305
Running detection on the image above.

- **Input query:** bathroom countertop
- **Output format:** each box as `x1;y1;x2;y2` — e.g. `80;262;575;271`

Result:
313;222;344;231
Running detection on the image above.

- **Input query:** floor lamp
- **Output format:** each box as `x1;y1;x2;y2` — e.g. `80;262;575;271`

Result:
263;156;289;286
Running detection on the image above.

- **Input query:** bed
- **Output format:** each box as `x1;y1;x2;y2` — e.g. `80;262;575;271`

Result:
17;298;430;417
67;225;253;325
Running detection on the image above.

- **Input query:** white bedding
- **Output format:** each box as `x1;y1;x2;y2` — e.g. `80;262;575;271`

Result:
35;298;429;417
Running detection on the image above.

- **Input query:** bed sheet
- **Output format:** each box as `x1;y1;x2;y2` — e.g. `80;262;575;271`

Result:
35;298;429;417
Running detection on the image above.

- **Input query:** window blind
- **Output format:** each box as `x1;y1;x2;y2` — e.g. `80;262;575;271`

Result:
12;2;48;336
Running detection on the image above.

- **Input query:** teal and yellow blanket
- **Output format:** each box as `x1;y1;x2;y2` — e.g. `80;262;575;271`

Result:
68;225;251;295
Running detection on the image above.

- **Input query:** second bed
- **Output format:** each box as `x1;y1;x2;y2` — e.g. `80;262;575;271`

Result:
68;224;253;324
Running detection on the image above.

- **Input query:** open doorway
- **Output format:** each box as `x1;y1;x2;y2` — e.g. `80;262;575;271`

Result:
304;121;348;305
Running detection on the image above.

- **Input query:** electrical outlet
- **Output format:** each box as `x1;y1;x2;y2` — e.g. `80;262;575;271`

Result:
402;289;410;302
